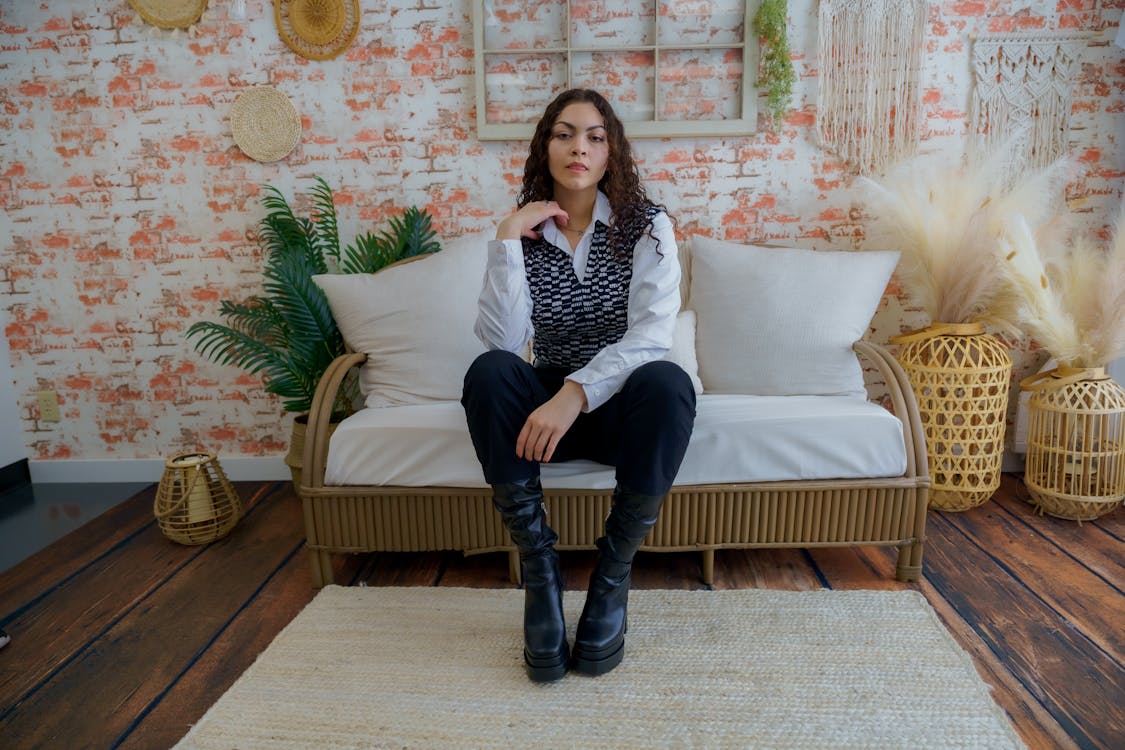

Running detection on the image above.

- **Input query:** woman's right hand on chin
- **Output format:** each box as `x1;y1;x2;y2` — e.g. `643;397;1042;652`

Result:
496;200;570;241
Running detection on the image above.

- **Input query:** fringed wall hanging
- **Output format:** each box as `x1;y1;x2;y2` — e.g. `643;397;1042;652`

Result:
968;32;1084;177
816;0;927;175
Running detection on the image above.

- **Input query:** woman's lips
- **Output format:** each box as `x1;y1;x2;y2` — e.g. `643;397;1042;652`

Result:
566;163;587;172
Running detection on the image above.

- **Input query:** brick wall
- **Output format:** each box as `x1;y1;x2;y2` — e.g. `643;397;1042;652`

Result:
1;1;1122;465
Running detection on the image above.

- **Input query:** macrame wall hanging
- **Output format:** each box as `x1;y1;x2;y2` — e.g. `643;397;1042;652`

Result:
816;0;928;175
968;32;1084;177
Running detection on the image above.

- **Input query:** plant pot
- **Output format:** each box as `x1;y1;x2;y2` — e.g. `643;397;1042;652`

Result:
285;413;341;490
893;322;1012;511
1021;366;1125;520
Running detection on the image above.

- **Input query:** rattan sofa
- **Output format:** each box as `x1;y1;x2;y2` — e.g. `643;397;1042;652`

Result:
297;237;931;589
299;338;930;588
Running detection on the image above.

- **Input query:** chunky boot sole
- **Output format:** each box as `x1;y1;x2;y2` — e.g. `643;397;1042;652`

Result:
525;642;570;682
570;636;624;676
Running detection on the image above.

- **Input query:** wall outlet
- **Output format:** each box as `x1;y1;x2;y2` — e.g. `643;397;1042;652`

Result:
37;390;61;422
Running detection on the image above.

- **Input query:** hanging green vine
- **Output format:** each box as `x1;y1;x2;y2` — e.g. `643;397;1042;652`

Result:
753;0;796;127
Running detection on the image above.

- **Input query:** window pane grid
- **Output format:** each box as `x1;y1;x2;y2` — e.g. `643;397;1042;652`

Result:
476;0;758;138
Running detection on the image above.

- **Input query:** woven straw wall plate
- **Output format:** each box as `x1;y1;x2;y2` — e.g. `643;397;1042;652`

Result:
275;0;360;61
129;0;208;29
230;86;302;163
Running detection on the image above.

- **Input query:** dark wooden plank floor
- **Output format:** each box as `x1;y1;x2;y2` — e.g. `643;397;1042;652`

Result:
0;474;1121;749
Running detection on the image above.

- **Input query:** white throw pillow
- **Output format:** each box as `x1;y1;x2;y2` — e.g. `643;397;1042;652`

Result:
313;233;490;408
664;310;704;396
689;236;899;397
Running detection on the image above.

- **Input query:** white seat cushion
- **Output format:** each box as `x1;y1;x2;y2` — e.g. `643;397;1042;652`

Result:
324;395;907;489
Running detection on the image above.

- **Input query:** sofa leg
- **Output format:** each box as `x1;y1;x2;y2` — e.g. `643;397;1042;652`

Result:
308;548;333;588
701;548;715;586
508;549;521;585
895;541;924;582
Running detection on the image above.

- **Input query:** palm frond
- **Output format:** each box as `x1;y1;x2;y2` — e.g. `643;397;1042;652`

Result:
388;206;441;259
308;176;341;267
215;298;289;346
186;320;294;378
338;206;441;274
262;251;342;362
339;232;400;275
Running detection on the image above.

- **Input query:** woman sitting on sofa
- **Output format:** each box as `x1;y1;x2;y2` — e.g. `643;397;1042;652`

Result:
461;89;696;682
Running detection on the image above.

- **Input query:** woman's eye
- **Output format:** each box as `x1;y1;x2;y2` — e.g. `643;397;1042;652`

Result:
590;135;604;143
553;132;570;140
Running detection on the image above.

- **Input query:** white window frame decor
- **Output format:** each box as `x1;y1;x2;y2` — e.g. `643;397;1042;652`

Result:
473;0;762;140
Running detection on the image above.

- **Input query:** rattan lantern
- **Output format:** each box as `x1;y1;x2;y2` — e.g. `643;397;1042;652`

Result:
155;452;242;545
893;322;1012;511
1021;366;1125;520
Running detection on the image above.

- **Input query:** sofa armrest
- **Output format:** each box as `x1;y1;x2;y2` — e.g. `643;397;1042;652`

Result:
302;352;367;490
853;341;929;482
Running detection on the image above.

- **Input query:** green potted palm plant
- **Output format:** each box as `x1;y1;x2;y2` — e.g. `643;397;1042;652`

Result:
187;177;440;487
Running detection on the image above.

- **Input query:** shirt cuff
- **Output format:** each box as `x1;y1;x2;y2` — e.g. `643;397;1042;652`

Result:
568;376;616;413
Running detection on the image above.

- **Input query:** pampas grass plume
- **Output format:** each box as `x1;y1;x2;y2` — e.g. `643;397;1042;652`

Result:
997;210;1125;368
859;147;1066;326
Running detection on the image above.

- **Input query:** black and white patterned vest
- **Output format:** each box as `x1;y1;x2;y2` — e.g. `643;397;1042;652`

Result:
523;205;660;370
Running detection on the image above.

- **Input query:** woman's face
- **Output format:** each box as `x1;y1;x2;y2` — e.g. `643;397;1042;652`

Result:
547;101;610;198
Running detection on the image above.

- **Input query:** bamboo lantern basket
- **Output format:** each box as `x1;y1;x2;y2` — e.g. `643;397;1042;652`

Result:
893;323;1011;511
154;452;242;545
1021;366;1125;520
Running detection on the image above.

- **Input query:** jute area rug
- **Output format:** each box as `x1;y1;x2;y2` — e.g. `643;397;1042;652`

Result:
176;586;1024;749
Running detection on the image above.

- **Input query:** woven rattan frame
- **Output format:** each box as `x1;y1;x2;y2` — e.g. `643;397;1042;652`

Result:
893;323;1011;512
154;452;242;545
298;342;931;588
129;0;207;29
1022;367;1125;520
274;0;360;61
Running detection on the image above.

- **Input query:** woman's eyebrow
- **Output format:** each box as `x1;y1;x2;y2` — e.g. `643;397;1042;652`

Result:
553;120;606;132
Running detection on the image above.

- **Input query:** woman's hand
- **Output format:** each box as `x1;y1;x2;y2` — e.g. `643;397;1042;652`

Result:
516;380;587;462
496;200;570;241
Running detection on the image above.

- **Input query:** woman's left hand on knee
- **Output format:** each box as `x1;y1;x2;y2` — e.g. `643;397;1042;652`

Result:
516;381;586;462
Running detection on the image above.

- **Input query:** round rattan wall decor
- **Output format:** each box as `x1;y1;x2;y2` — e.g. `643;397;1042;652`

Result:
129;0;208;29
274;0;360;61
230;86;302;163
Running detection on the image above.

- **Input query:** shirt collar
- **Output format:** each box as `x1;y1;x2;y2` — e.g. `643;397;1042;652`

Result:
543;191;612;247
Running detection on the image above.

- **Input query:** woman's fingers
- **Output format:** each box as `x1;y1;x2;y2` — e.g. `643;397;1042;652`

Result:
515;388;583;462
497;201;569;241
515;421;554;462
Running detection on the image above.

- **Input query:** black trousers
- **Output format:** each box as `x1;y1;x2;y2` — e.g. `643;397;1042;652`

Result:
461;350;696;496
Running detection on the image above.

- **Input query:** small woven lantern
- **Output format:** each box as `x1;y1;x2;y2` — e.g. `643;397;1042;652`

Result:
155;452;242;545
1022;366;1125;520
893;322;1012;511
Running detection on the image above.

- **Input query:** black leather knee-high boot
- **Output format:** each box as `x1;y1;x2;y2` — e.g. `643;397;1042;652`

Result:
571;485;664;676
492;476;568;682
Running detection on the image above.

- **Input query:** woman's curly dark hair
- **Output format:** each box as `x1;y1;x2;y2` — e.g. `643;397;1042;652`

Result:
517;89;667;257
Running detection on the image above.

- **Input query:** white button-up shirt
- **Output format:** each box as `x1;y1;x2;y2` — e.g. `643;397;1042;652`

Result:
475;191;681;412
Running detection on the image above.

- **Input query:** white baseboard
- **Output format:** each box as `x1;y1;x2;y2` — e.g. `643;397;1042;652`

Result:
29;457;292;484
